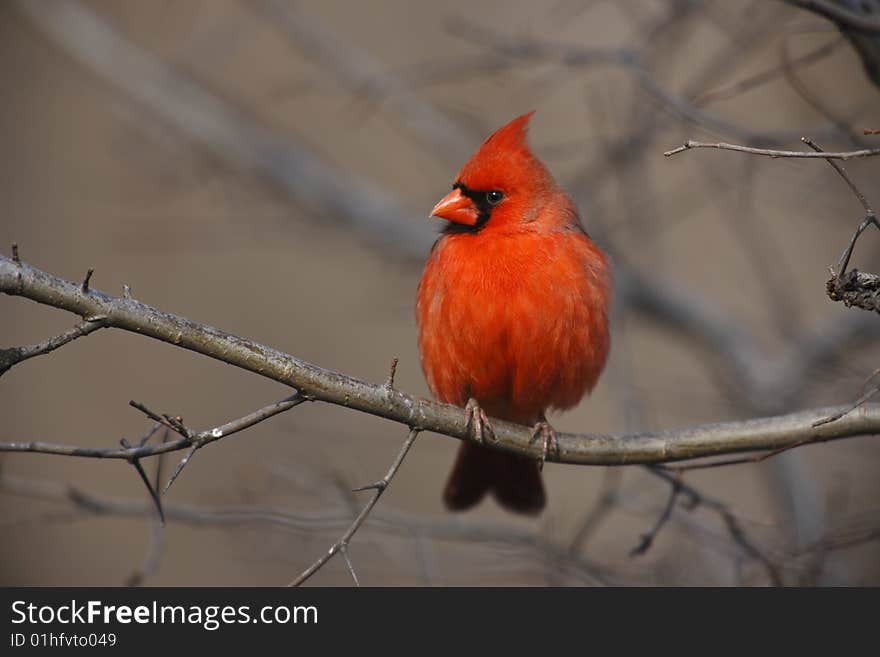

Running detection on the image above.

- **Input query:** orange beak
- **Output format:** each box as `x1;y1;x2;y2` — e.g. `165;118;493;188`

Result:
430;188;478;226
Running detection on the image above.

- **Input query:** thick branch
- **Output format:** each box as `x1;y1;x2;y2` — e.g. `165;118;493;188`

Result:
2;255;879;466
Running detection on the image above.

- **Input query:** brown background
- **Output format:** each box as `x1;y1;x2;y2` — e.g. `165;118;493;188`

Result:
2;0;879;585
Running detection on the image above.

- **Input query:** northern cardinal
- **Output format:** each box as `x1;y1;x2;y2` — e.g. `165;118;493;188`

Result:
416;112;611;515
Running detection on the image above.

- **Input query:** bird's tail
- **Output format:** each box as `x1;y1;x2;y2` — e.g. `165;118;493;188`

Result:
443;442;545;515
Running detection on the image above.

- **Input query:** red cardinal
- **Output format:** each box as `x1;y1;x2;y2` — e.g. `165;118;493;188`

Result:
416;112;611;515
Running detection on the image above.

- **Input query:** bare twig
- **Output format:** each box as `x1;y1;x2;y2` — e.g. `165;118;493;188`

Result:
14;0;432;258
813;385;880;427
802;137;874;216
0;472;614;585
664;140;880;158
799;136;880;313
247;0;474;162
813;369;880;427
781;41;862;145
126;517;164;587
648;468;782;585
664;133;880;316
384;357;399;391
289;428;420;587
693;37;842;106
630;477;683;557
450;16;820;146
0;320;106;376
81;268;94;293
162;445;198;495
657;437;823;472
137;423;165;449
120;437;164;525
129;401;193;439
568;469;622;555
126;435;168;586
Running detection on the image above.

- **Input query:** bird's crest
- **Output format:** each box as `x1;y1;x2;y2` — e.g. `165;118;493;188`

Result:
455;112;552;192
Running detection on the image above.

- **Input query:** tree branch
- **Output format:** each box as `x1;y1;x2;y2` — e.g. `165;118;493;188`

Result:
289;428;420;587
3;254;880;467
0;472;615;585
0;319;105;376
664;140;880;158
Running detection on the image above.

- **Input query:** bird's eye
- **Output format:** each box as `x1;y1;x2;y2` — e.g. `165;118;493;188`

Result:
486;190;504;206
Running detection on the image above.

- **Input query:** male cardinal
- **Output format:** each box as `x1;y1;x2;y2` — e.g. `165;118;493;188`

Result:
416;112;611;515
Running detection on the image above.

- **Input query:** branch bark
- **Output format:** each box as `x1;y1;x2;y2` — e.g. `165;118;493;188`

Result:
3;255;879;466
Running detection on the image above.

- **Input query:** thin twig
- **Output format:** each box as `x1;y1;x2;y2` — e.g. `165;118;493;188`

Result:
162;445;198;495
648;468;782;585
289;428;420;586
0;320;106;377
450;14;820;145
812;369;880;427
137;423;165;448
799;137;880;314
127;438;169;586
630;477;682;557
384;357;399;391
247;0;473;162
568;469;622;555
658;437;819;472
693;37;842;106
801;137;874;216
0;472;614;585
339;546;360;587
664;140;880;158
129;401;193;439
81;268;94;293
120;438;164;525
157;393;305;494
781;42;861;144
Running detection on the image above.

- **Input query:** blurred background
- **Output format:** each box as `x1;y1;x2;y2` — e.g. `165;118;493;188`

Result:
2;0;879;586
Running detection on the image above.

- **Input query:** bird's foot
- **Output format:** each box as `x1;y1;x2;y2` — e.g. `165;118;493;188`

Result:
531;415;559;472
464;398;494;445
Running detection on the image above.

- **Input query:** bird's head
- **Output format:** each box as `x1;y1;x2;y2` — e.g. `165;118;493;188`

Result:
429;112;560;234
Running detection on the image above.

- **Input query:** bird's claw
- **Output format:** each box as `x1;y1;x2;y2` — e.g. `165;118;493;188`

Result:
465;398;494;445
531;417;559;472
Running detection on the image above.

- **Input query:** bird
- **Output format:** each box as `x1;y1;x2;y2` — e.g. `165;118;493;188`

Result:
416;112;611;515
